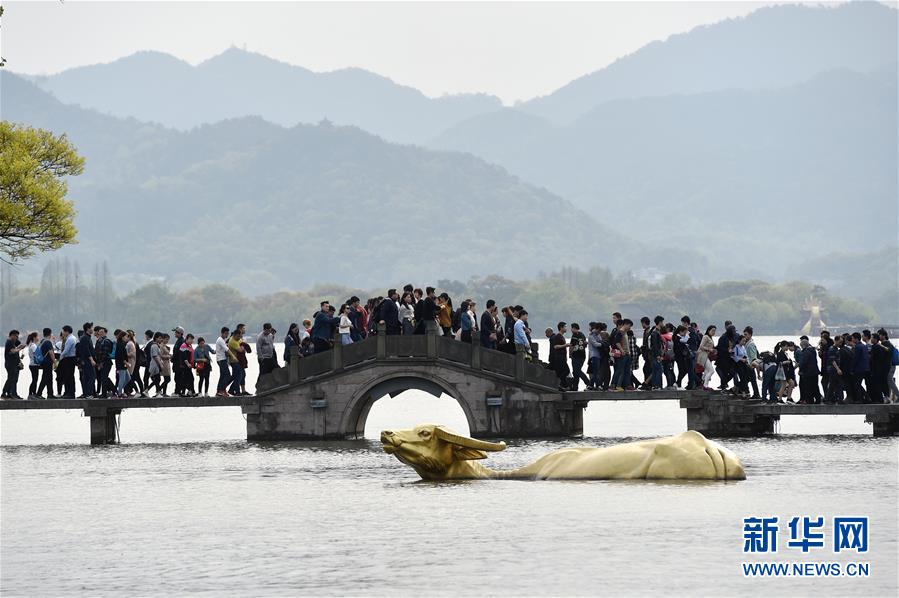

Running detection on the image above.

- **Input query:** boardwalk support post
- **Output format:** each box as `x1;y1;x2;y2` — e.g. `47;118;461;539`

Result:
86;408;119;445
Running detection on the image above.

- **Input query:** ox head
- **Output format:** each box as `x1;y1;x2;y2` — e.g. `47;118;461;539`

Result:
381;424;506;479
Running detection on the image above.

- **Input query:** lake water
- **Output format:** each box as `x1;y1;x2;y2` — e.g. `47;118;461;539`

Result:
2;337;897;596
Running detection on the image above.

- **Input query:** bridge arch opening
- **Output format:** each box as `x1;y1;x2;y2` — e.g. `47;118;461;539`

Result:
341;373;473;439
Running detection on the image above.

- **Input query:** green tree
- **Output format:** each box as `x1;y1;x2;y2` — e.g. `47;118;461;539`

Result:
0;122;84;263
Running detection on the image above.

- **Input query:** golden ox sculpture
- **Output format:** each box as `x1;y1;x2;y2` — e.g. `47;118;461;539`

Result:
381;425;746;480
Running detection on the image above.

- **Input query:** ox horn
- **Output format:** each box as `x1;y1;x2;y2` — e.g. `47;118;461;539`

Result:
435;427;506;451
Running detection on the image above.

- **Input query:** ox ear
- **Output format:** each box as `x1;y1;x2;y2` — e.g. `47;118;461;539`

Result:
453;446;488;461
434;426;506;452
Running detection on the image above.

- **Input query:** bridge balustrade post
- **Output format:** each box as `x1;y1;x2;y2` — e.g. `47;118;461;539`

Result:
376;323;386;359
331;330;343;371
514;343;527;382
425;320;438;358
288;346;300;383
470;340;481;370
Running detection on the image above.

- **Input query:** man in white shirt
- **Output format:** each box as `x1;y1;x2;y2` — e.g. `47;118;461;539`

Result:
214;326;232;397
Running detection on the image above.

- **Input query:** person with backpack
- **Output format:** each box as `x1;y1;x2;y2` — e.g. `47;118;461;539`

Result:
641;316;663;390
33;328;56;399
660;323;676;389
93;326;115;398
193;337;214;396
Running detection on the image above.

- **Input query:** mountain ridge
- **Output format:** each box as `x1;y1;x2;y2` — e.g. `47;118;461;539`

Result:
2;72;711;293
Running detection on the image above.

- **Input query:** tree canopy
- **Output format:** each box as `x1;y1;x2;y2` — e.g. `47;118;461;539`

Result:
0;122;84;263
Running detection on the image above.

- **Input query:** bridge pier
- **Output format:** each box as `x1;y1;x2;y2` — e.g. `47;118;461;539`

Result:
681;396;899;437
869;410;899;437
86;407;120;445
680;397;778;437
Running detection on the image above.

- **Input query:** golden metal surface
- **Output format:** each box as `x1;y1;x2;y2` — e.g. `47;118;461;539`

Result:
381;425;746;480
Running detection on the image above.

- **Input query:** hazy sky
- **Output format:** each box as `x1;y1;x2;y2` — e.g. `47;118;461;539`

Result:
3;1;837;103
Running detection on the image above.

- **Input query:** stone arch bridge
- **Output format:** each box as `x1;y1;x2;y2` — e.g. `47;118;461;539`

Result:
250;324;578;440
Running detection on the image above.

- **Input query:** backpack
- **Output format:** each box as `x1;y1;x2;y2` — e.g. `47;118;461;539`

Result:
451;308;462;333
891;345;899;366
136;343;147;367
662;337;675;361
109;340;117;360
32;342;45;365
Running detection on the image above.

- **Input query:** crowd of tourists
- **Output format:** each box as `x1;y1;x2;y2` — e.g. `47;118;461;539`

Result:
3;284;898;405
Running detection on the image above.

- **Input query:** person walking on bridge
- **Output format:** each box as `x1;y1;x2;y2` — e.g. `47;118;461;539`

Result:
569;323;590;391
227;330;247;396
57;325;78;399
171;326;186;396
697;325;717;390
414;287;439;335
312;301;340;352
549;322;571;391
480;300;498;350
379;290;401;336
795;335;820;404
3;330;24;399
256;323;277;374
878;330;899;403
77;323;96;399
35;328;56;399
146;332;163;397
338;306;354;345
94;327;114;398
610;320;632;391
114;330;130;397
215;327;232;397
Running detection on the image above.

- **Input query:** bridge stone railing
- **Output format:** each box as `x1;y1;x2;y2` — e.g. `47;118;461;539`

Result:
256;322;558;393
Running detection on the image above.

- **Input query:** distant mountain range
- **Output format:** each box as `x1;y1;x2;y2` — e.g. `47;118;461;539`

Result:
22;2;896;142
517;2;898;123
431;66;898;258
24;48;501;144
3;72;706;292
4;1;896;291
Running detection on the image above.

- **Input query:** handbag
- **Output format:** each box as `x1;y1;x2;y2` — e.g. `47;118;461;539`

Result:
775;365;786;381
694;362;704;375
709;349;718;361
612;348;622;359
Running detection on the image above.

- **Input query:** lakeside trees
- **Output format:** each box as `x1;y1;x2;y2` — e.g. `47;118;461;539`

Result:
0;262;879;336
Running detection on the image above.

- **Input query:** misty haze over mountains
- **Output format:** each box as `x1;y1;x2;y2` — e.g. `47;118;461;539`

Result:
3;1;897;306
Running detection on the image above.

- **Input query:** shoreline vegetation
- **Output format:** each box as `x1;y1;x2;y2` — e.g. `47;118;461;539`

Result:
0;261;880;336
